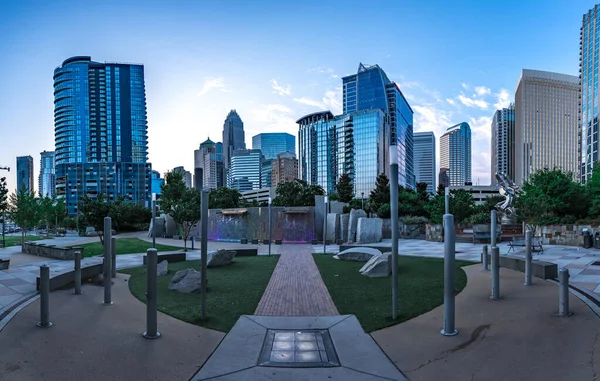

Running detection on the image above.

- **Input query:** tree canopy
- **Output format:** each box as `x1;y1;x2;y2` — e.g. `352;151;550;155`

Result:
336;173;354;203
209;187;244;209
272;179;325;206
9;188;39;245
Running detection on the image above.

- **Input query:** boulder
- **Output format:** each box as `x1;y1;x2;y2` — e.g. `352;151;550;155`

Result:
207;249;235;267
326;213;340;243
339;214;350;242
334;247;381;262
157;260;168;276
359;253;391;278
168;268;202;293
356;218;383;244
348;209;367;243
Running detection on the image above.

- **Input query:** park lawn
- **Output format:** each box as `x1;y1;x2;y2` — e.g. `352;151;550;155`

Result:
313;255;470;332
2;235;43;247
72;238;186;257
120;256;279;332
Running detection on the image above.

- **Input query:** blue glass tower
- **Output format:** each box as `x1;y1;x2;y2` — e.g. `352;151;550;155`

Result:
54;56;151;215
251;133;295;159
16;156;34;193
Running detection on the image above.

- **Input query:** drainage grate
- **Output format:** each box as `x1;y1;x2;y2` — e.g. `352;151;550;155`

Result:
258;329;340;368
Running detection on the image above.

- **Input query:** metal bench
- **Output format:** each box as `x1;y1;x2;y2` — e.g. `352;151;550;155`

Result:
508;237;543;254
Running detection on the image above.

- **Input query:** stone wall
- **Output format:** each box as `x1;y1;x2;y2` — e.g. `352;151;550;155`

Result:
325;213;340;243
356;217;383;244
536;224;595;246
23;242;85;260
425;224;444;242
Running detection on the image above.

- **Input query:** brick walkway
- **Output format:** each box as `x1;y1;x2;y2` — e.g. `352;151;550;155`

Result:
254;245;339;316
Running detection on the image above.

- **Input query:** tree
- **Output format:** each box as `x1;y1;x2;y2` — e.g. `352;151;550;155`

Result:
272;179;325;206
170;188;201;251
158;171;187;214
78;194;112;244
587;164;600;217
38;195;55;233
52;197;67;230
8;188;39;246
397;186;428;218
0;177;8;247
336;173;354;203
209;187;244;209
367;173;390;214
416;182;430;202
425;189;475;224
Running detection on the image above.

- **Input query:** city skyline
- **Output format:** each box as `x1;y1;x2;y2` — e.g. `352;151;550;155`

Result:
0;0;591;192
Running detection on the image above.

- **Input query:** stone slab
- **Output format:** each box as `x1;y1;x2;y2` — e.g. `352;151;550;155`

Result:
347;209;367;243
326;213;340;243
35;263;104;291
356;218;383;244
334;247;381;262
359;253;391;277
339;214;349;242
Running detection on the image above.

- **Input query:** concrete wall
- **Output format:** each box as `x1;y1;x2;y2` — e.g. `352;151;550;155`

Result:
23;242;85;260
537;224;593;246
425;224;444;242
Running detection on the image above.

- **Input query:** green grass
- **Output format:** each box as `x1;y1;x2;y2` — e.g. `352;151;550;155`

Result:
71;238;186;257
1;235;43;247
120;256;279;332
313;255;470;332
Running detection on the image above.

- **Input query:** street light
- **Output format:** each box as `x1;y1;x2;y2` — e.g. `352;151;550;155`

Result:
361;192;364;210
151;193;157;248
390;146;399;320
323;196;328;254
268;197;272;256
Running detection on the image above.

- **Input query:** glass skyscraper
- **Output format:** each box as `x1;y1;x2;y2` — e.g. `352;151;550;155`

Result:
194;138;224;190
251;133;295;159
413;132;436;194
439;123;472;187
222;110;246;171
39;151;56;197
16;155;34;193
491;105;515;184
228;149;263;191
54;56;151;215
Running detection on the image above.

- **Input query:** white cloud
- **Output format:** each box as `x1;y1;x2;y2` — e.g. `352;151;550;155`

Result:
270;79;291;96
308;67;338;79
446;98;455;105
468;115;493;141
293;97;325;108
197;77;228;96
494;88;512;109
412;104;453;138
461;83;469;90
322;87;342;115
458;94;489;109
474;86;491;96
247;104;296;132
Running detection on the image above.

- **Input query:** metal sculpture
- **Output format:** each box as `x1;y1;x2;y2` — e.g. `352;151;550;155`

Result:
495;172;519;218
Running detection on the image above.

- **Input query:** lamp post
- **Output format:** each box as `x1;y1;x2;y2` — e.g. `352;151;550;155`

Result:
361;192;364;210
389;146;399;320
323;196;328;254
151;193;157;248
268;197;272;256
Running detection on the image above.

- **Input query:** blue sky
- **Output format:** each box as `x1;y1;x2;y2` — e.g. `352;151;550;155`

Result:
0;0;592;192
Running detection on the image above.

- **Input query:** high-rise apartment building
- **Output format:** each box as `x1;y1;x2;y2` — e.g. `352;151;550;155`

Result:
228;149;262;191
272;152;298;187
342;63;414;189
222;110;245;171
491;105;515;184
173;166;192;188
39;151;56;197
252;133;295;160
53;56;151;215
193;138;224;190
439;122;471;187
581;7;600;182
514;69;579;184
413;132;436;194
16;155;34;193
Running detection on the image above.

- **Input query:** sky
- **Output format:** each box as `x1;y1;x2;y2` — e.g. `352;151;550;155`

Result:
0;0;593;192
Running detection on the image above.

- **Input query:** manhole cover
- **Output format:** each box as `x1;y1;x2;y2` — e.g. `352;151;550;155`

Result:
258;329;340;368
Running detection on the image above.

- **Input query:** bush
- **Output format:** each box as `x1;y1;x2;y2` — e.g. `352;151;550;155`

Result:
342;205;351;214
470;212;490;225
377;203;391;218
400;216;429;225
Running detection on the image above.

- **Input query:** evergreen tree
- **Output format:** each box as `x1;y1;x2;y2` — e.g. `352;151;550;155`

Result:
336;173;354;203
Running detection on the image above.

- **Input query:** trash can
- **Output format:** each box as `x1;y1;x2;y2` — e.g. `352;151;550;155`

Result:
595;232;600;249
583;229;593;249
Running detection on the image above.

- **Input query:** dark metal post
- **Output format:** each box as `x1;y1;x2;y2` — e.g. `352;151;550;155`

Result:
151;193;156;249
73;251;82;295
143;248;161;339
37;265;52;327
444;187;449;215
390;146;399;320
103;217;112;305
490;246;500;300
482;245;489;271
323;196;328;254
524;230;532;286
268;197;272;256
111;237;116;278
441;214;458;336
558;268;571;316
201;190;208;320
490;210;497;249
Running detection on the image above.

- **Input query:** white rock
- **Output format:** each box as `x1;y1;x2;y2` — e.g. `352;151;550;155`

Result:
336;247;381;262
168;268;202;293
359;252;391;278
207;249;236;267
157;260;168;276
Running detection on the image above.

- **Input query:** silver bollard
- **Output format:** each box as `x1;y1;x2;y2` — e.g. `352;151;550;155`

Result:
103;217;112;305
524;230;532;286
390;145;399;320
444;187;449;215
490;210;497;249
482;245;489;271
37;265;52;327
490;246;500;300
201;190;209;321
73;251;83;295
143;248;161;339
111;237;117;278
558;268;572;317
441;214;458;336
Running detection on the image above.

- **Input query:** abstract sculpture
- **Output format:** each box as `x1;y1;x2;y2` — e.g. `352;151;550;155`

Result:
495;172;519;221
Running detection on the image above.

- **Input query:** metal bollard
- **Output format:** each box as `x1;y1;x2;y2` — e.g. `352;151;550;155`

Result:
482;245;489;271
490;246;500;300
441;214;458;336
111;237;116;278
558;268;572;317
103;217;112;305
524;230;532;286
143;248;161;339
37;265;52;327
201;190;209;321
490;210;497;249
73;251;83;295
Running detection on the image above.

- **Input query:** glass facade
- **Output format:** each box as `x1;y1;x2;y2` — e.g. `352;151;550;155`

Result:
53;56;151;215
194;139;224;190
261;159;273;188
228;149;263;191
491;105;515;184
151;170;163;196
39;151;56;197
251;133;295;160
439;123;471;187
222;110;246;171
16;155;34;193
413;132;436;194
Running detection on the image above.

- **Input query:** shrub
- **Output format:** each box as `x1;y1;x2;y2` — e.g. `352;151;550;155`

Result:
377;203;391;218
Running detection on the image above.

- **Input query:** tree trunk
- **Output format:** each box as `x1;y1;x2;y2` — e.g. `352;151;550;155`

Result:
21;230;24;247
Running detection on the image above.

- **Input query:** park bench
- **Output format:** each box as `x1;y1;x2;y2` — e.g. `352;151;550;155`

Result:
507;236;544;254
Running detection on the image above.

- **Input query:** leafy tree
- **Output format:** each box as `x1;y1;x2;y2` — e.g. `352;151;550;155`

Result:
587;164;600;217
38;195;56;233
436;184;446;196
158;171;187;214
78;194;112;244
416;182;430;201
61;216;77;229
425;189;475;224
170;188;201;251
336;173;354;203
377;203;391;218
8;188;39;246
272;179;325;206
470;195;505;224
0;177;8;247
52;197;67;229
209;187;244;209
367;173;390;214
328;192;340;202
398;186;428;218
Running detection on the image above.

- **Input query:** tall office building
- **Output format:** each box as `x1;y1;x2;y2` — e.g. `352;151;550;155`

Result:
193;138;224;190
228;149;263;191
39;151;56;197
491;105;515;184
439;122;471;187
514;69;579;184
252;133;295;160
272;152;298;187
150;170;164;196
222;110;246;170
16;156;34;193
173;166;192;188
413;132;436;194
53;56;151;215
261;159;273;189
581;7;600;182
342;63;414;189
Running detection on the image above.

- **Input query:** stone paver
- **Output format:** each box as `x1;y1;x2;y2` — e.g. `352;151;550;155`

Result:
255;245;338;316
